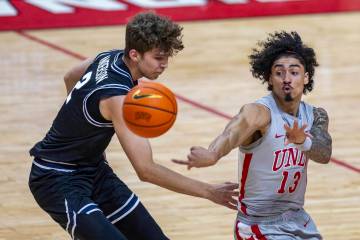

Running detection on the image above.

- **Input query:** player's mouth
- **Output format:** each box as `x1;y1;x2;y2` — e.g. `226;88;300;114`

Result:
282;85;292;94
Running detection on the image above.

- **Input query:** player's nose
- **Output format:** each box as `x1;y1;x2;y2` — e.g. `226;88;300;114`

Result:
283;72;292;83
160;62;168;69
160;58;168;69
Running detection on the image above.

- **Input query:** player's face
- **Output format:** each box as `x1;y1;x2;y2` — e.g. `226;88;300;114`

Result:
137;48;169;80
269;57;309;102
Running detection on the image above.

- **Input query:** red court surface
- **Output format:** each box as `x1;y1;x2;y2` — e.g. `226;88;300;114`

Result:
1;0;359;31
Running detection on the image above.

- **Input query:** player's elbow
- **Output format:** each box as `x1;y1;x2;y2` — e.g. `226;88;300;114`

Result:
319;140;332;164
63;71;73;93
316;154;331;164
311;146;332;164
137;170;151;182
63;69;73;83
135;164;155;182
321;148;332;164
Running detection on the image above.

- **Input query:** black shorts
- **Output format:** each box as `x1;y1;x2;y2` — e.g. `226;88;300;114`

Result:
29;157;168;240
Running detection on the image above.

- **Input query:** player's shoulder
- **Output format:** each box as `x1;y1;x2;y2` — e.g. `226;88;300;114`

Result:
241;103;270;127
94;49;121;61
243;102;269;112
92;49;132;87
243;102;271;116
312;106;327;113
312;107;329;120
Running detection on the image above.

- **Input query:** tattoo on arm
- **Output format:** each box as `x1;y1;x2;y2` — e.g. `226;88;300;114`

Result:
307;107;332;163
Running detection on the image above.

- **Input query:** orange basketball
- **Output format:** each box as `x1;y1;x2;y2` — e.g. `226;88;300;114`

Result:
123;81;177;138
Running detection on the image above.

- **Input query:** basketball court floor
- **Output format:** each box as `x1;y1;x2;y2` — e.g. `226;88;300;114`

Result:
0;8;359;240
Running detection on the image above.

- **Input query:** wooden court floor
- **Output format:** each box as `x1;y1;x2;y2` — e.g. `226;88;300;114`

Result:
0;12;359;240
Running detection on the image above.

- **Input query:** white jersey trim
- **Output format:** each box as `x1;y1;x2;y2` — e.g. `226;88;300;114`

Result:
83;84;130;128
110;198;139;224
111;52;132;81
65;199;71;232
33;160;75;173
107;193;135;219
94;49;117;62
71;210;76;239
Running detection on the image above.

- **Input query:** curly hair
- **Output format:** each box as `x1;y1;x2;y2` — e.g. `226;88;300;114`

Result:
124;12;184;57
249;31;319;94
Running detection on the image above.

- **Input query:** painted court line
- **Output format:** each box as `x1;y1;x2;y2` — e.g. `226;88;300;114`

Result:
16;30;360;174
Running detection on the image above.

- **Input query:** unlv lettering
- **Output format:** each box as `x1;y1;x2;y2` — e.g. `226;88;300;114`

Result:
272;147;306;171
0;1;17;16
21;0;127;14
0;0;307;16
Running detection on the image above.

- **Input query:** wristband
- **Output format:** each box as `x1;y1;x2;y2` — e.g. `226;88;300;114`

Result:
293;137;312;152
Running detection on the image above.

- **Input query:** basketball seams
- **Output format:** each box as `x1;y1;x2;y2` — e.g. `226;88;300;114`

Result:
139;84;177;113
123;102;177;115
124;115;176;128
123;82;177;137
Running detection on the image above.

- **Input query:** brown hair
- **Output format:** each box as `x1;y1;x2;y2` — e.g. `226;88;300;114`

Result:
125;12;184;57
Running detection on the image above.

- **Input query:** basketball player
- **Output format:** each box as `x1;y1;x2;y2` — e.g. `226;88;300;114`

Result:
28;12;238;240
173;31;332;239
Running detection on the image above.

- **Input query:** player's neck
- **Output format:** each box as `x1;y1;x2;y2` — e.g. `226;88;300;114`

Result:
273;93;301;116
122;55;142;81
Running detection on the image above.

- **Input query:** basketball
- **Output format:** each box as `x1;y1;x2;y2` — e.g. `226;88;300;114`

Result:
123;81;177;138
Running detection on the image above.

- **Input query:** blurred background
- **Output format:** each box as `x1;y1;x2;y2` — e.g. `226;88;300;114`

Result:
0;1;359;239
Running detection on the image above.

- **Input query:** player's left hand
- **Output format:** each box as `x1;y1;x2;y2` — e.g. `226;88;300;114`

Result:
284;120;312;145
209;182;239;210
172;146;218;170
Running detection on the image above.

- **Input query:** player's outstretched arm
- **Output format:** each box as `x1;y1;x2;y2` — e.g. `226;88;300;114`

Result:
173;103;270;169
99;95;239;210
307;107;332;164
64;57;93;94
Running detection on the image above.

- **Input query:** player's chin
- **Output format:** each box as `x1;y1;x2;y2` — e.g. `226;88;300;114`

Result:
146;73;162;80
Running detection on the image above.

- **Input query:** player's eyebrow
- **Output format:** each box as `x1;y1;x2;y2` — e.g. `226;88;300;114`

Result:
273;64;301;68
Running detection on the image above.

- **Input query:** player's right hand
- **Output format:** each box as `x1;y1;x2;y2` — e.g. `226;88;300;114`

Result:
172;146;218;170
208;182;239;210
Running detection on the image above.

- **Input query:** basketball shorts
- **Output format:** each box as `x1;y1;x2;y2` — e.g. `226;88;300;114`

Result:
29;157;168;240
234;208;322;240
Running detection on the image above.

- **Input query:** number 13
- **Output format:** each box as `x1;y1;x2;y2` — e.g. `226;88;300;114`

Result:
277;171;302;194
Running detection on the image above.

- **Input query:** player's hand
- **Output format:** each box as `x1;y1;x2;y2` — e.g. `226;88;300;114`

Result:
208;182;239;210
172;146;218;170
284;120;312;145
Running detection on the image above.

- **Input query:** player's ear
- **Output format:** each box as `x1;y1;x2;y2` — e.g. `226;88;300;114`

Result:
129;49;140;62
268;76;273;87
304;72;309;85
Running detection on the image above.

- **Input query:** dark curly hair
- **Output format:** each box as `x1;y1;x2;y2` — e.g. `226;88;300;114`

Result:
249;31;319;94
125;12;184;57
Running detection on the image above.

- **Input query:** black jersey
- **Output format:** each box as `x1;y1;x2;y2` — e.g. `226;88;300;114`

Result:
30;50;137;165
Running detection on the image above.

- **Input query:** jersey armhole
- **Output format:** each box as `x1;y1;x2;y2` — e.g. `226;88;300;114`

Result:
83;84;129;128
